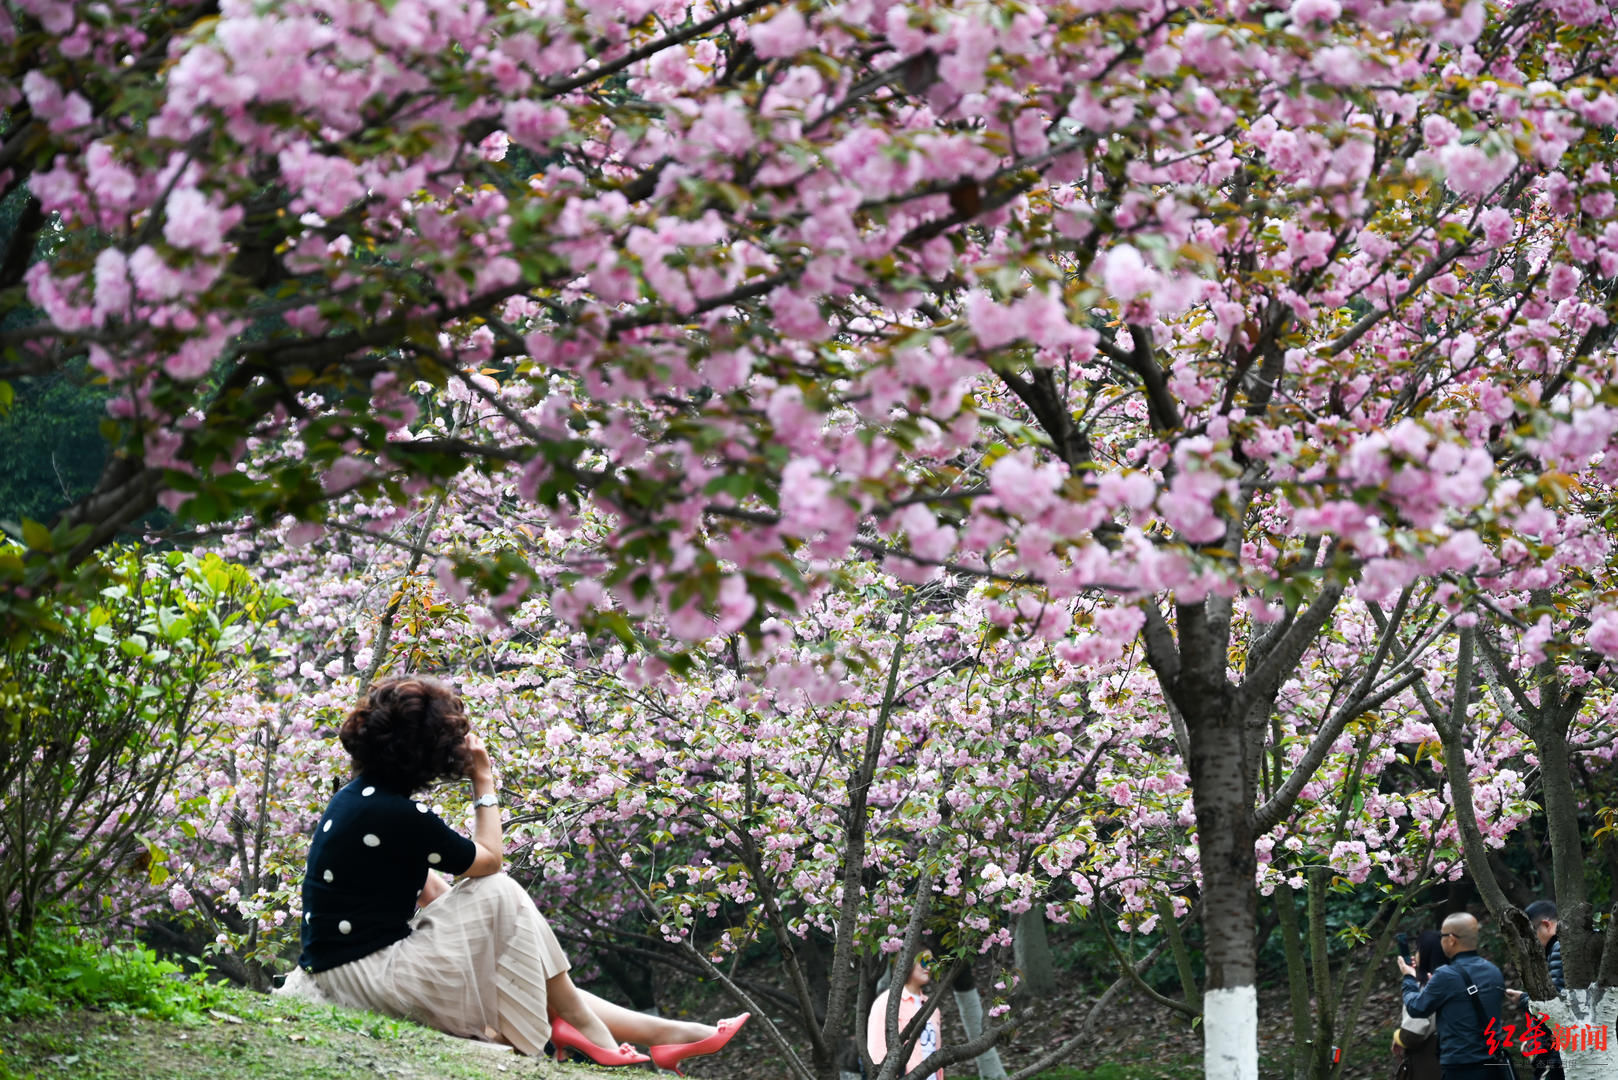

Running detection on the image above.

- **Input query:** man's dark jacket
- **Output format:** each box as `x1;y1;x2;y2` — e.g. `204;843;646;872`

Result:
1546;936;1564;992
1403;951;1507;1066
1534;936;1565;1078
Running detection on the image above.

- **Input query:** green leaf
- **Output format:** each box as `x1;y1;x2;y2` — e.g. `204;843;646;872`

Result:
703;474;755;500
21;518;51;552
159;611;194;642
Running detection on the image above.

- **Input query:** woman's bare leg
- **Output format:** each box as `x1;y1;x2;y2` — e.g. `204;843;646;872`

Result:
575;989;716;1045
544;972;617;1050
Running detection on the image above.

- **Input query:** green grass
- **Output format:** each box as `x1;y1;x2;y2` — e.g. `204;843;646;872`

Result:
0;920;224;1022
0;919;593;1080
0;983;585;1080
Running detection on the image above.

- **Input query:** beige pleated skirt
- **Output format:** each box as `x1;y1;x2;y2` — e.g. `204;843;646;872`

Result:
305;873;570;1055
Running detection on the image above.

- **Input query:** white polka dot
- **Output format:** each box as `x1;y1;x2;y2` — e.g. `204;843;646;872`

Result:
427;853;442;865
362;786;375;797
415;802;428;813
322;820;331;833
363;833;381;847
338;920;352;935
323;869;333;883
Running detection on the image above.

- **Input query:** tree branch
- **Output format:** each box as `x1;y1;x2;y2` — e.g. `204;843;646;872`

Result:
541;0;776;98
1251;585;1415;833
1232;582;1344;719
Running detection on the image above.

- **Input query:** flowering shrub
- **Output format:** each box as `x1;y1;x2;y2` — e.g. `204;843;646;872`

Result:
0;548;282;961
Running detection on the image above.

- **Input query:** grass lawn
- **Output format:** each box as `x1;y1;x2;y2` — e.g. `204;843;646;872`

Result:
0;984;589;1080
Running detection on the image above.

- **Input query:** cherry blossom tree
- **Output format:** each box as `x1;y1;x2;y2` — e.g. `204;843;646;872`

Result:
1055;591;1532;1080
156;485;1137;1078
125;461;1525;1079
10;1;1618;1076
1259;602;1534;1080
1410;518;1618;1078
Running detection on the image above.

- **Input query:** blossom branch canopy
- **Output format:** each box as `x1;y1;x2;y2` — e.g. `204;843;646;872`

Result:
5;0;1618;656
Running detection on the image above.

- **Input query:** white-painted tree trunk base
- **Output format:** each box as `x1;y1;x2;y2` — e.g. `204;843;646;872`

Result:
1203;985;1258;1080
1529;985;1615;1080
953;986;1009;1080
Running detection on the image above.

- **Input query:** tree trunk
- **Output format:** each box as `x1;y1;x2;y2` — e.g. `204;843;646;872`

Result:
953;962;1008;1080
1013;907;1057;998
1529;715;1615;1080
1304;867;1335;1080
1432;631;1615;1080
1275;886;1313;1080
803;930;833;1026
1186;716;1258;1080
1535;716;1597;987
1529;988;1616;1080
1144;591;1264;1080
952;986;1009;1080
1157;893;1202;1016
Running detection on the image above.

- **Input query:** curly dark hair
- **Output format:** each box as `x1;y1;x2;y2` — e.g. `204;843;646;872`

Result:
339;676;472;794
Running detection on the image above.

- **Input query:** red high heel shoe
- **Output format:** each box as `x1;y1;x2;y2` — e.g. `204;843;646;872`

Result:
649;1013;750;1075
549;1016;651;1066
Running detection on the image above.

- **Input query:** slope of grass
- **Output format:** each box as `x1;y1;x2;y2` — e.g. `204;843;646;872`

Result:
0;984;583;1080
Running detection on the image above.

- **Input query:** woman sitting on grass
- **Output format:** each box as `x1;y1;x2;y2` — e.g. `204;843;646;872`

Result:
284;675;747;1070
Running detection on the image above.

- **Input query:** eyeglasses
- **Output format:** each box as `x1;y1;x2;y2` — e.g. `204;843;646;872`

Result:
1440;933;1456;940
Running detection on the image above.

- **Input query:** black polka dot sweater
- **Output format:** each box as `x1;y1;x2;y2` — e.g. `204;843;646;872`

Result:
298;775;478;972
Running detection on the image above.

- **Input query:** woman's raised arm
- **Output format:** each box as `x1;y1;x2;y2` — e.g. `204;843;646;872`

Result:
462;733;504;877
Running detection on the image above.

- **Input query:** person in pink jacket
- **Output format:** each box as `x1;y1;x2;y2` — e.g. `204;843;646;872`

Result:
867;954;944;1080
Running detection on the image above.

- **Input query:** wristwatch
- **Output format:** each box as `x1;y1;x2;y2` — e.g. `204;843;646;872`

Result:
472;793;500;809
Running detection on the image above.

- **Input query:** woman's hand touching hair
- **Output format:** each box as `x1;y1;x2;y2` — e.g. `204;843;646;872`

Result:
464;732;495;786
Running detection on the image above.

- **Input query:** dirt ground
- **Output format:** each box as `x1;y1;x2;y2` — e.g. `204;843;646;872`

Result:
666;970;1411;1079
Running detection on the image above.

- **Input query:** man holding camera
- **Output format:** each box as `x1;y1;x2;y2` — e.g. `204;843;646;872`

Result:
1398;913;1510;1080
